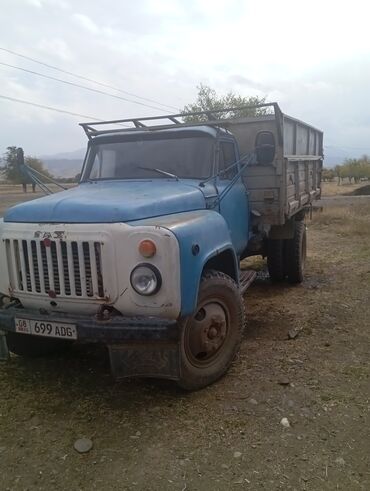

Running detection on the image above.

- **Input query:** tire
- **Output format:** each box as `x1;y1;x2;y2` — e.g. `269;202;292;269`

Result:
177;270;244;391
6;331;71;357
285;220;307;284
267;239;285;282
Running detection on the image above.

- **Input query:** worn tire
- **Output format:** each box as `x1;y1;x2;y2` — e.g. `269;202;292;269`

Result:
6;331;71;357
285;220;307;284
267;239;285;282
177;270;244;391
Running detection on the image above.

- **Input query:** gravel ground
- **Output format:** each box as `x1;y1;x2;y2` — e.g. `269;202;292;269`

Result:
0;190;369;490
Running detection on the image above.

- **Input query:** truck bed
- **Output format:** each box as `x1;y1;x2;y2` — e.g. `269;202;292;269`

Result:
223;111;323;226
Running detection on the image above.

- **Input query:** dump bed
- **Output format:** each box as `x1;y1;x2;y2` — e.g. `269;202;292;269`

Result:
222;108;323;226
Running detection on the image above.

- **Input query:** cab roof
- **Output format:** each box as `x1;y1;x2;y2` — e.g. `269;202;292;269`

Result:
90;125;232;144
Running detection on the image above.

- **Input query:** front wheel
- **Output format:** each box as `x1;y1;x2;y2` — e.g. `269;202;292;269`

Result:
177;270;244;391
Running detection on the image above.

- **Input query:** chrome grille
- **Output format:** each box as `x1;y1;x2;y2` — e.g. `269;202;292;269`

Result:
5;239;105;299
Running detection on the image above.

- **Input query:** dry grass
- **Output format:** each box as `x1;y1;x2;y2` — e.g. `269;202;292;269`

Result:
321;180;368;197
311;202;370;236
0;183;75;217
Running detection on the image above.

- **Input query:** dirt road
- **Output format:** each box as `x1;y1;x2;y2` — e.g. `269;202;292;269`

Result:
0;186;369;490
317;195;370;207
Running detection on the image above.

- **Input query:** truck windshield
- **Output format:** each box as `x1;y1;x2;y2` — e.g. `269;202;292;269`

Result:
83;135;214;180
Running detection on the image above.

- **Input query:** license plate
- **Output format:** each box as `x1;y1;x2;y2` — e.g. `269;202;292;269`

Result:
15;318;77;340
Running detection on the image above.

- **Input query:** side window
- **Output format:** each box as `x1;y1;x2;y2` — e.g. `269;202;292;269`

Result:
90;149;117;178
219;142;237;179
89;151;101;179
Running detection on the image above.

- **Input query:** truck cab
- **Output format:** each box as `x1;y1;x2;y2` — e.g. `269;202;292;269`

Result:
0;103;323;389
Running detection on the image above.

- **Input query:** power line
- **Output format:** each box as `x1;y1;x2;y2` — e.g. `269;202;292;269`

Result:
0;93;129;125
0;47;179;111
0;61;171;113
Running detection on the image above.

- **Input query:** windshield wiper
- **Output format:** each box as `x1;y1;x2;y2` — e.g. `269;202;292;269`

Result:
138;166;179;180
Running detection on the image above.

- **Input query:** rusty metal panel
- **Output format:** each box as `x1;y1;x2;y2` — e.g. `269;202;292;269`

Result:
283;118;296;155
285;158;322;219
220;109;322;226
283;114;323;157
223;118;279;156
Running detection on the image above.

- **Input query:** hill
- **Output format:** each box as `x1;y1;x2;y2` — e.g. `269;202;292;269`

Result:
40;148;85;178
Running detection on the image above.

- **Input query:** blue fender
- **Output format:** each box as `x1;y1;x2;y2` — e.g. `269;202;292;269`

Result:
132;210;238;317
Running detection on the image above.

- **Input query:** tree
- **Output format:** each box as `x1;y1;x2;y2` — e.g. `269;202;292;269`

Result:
322;167;335;181
0;146;19;183
334;157;370;185
334;164;342;185
25;156;53;180
0;146;52;184
182;84;267;122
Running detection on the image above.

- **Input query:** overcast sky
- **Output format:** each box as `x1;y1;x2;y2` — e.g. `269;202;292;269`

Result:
0;0;369;162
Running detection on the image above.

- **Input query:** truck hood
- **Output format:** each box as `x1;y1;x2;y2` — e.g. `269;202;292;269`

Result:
4;180;208;223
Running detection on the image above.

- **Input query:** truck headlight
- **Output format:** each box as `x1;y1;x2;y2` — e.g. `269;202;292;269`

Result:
130;264;162;296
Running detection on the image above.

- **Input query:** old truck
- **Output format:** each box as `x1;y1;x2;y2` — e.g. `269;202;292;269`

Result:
0;103;323;389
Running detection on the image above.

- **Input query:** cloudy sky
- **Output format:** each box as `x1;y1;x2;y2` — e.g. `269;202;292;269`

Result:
0;0;369;162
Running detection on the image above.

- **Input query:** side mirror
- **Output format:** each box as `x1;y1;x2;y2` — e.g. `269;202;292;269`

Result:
255;131;275;165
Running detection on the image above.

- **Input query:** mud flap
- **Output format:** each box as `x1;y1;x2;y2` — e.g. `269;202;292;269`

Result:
108;342;181;381
0;330;9;361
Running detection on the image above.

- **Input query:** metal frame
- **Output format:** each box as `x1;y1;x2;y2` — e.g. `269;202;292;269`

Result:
79;102;283;140
16;148;67;195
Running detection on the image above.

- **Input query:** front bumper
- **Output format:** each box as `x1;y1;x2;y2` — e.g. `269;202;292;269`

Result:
0;307;181;380
0;307;179;343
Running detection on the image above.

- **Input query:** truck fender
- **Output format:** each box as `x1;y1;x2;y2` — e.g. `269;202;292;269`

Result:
130;210;239;317
139;210;237;317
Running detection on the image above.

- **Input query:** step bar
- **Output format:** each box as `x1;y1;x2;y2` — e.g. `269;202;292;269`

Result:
240;270;257;294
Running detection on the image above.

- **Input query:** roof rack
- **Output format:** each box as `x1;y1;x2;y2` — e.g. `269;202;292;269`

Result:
79;102;283;139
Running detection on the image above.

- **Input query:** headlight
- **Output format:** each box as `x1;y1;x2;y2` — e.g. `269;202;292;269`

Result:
130;263;162;296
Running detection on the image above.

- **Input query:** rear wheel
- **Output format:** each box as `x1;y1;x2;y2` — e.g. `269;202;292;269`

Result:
178;270;244;390
285;220;307;283
6;331;71;357
267;239;285;282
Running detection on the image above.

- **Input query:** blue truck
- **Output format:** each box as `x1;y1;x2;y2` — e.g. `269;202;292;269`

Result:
0;103;323;389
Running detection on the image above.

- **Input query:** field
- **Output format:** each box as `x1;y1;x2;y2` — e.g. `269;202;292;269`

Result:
0;183;370;490
0;183;75;217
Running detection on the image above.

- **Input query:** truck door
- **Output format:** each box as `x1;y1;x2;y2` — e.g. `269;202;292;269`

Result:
216;140;250;256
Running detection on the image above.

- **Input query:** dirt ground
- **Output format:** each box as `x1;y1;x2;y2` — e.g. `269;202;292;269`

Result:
319;181;368;196
0;183;369;490
0;184;75;217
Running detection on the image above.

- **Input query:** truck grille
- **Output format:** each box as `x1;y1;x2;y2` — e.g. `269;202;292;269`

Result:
5;239;105;299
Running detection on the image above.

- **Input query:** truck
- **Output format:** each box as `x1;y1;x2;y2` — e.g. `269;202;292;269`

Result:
0;103;323;390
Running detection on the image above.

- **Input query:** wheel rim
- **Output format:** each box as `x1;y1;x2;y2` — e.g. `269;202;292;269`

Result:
184;300;229;368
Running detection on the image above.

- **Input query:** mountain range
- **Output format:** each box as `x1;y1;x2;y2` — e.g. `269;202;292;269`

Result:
40;148;85;178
